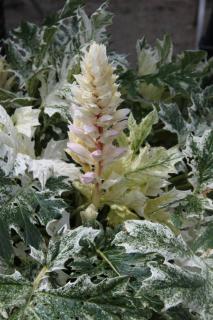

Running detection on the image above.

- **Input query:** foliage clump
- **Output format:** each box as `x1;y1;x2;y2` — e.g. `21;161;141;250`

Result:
0;1;213;319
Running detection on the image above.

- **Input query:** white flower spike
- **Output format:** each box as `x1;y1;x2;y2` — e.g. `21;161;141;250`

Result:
66;42;129;207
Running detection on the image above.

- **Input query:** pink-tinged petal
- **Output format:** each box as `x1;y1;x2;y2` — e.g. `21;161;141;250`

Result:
105;129;119;138
81;172;96;184
83;124;97;133
112;120;128;132
91;149;102;160
68;124;82;135
100;129;119;143
68;124;95;148
111;147;127;159
72;109;86;119
103;145;127;164
99;114;113;122
114;108;130;121
67;143;93;164
73;109;94;124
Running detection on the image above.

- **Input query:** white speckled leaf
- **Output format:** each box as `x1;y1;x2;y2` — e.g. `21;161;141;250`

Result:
0;172;70;263
113;220;189;260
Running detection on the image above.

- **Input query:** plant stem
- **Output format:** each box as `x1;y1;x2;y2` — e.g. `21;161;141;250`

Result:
96;248;120;276
21;266;48;319
32;266;48;291
92;182;101;208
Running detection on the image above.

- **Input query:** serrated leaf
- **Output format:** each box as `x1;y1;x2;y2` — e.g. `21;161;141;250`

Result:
47;226;100;271
107;204;139;227
12;106;40;138
113;220;189;260
0;172;70;263
156;34;173;65
28;159;80;189
0;226;152;320
0;271;31;314
0;105;19;174
159;103;189;146
0;57;15;91
144;188;190;232
138;261;207;312
0;273;147;320
1;222;212;319
129;108;158;153
185;129;213;189
193;221;213;252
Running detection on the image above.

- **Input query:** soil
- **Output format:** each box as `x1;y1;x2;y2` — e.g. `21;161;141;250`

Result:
3;0;212;66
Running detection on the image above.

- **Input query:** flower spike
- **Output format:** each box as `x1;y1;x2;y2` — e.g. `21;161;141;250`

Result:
66;42;129;206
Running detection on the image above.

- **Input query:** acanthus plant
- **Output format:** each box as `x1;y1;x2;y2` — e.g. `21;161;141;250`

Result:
0;1;213;319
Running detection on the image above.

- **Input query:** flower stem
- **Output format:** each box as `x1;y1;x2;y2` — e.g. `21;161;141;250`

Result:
92;182;101;208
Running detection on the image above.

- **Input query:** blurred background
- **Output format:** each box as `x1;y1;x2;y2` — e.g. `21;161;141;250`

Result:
0;0;212;65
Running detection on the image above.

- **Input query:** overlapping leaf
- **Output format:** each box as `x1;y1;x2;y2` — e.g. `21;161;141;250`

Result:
0;221;212;319
0;172;70;263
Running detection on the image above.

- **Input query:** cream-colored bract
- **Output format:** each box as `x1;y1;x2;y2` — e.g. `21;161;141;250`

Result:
66;42;129;205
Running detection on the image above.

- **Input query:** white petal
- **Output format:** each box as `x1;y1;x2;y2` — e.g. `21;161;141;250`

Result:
112;120;128;132
67;143;93;163
83;124;98;134
100;129;119;143
103;145;126;164
114;108;130;121
99;114;113;122
68;124;95;148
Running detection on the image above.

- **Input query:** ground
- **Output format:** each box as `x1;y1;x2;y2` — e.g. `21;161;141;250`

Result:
3;0;212;65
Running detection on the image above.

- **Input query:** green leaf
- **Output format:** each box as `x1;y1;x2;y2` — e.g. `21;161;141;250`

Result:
156;34;173;65
0;172;70;263
189;85;213;133
137;34;172;85
185;129;213;189
159;103;189;146
47;226;100;271
0;273;148;320
144;188;190;232
5;22;57;82
193;221;213;252
0;226;150;320
113;220;189;260
1;222;212;319
158;85;213;148
129;108;158;153
0;271;31;314
0;57;15;91
137;37;159;76
137;44;207;99
107;204;139;227
113;220;213;319
0;88;35;109
89;2;113;44
45;0;84;24
179;50;206;70
138;261;206;312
